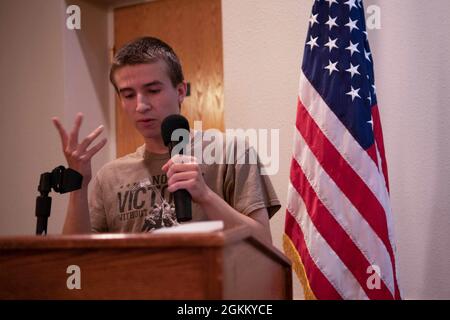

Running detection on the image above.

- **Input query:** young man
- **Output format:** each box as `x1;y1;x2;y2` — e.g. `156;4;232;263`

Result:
53;37;280;242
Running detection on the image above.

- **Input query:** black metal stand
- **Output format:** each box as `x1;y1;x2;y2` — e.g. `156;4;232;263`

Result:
35;166;83;235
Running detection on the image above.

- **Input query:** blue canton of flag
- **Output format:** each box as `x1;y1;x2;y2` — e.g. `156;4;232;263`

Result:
303;0;376;149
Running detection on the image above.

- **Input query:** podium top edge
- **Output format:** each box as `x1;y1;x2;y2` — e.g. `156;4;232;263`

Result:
0;231;228;250
0;226;253;250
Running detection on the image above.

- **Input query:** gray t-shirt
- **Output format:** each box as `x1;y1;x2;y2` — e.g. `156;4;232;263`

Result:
89;131;281;233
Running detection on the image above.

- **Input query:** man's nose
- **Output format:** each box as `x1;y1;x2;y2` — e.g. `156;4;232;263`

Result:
136;93;151;113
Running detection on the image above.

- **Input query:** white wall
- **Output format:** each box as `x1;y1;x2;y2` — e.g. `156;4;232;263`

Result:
222;0;310;299
366;0;450;300
0;0;113;235
0;0;66;235
222;0;450;299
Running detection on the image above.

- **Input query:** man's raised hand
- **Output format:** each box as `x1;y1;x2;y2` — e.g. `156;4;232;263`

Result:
52;113;107;186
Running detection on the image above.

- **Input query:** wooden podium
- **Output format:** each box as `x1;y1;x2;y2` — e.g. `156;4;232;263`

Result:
0;226;292;299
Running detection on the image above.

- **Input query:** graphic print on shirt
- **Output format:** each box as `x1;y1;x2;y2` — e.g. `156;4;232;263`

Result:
116;174;178;232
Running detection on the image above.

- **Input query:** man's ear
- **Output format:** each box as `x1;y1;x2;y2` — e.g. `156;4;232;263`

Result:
177;81;187;104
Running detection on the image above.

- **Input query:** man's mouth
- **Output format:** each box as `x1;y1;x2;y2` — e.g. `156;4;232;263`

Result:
138;119;156;123
137;119;158;127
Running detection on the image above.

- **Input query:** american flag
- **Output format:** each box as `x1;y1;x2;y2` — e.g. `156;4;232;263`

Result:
283;0;401;299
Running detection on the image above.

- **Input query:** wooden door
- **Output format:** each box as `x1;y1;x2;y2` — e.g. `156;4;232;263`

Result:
114;0;224;157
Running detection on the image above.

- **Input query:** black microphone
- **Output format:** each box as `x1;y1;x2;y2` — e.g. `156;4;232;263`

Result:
161;114;192;222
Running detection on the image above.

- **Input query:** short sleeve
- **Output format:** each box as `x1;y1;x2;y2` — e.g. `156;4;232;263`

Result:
89;174;108;233
224;146;281;218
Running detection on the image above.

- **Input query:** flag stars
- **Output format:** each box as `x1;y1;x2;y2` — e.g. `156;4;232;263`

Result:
367;117;374;131
346;63;360;78
345;18;359;32
367;93;372;105
364;49;372;61
325;0;338;8
324;37;339;52
346;41;360;56
325;15;339;30
324;60;339;75
346;86;361;101
309;13;319;27
345;0;358;11
306;35;319;50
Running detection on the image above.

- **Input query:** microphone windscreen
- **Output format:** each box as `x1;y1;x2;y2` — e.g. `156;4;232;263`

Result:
161;114;190;147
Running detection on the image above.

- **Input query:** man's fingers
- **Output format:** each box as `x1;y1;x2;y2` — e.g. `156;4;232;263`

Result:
68;113;84;150
167;171;197;186
78;125;105;152
166;163;200;178
172;154;197;164
162;155;197;172
51;117;68;148
167;179;196;193
84;138;107;160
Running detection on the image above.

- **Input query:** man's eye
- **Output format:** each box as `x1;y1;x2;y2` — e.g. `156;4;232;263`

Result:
123;94;135;99
148;89;161;94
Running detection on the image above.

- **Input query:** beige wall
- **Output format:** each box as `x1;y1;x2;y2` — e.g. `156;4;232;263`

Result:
1;0;450;300
366;0;450;300
0;0;66;235
222;0;308;299
0;0;113;235
222;0;450;299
